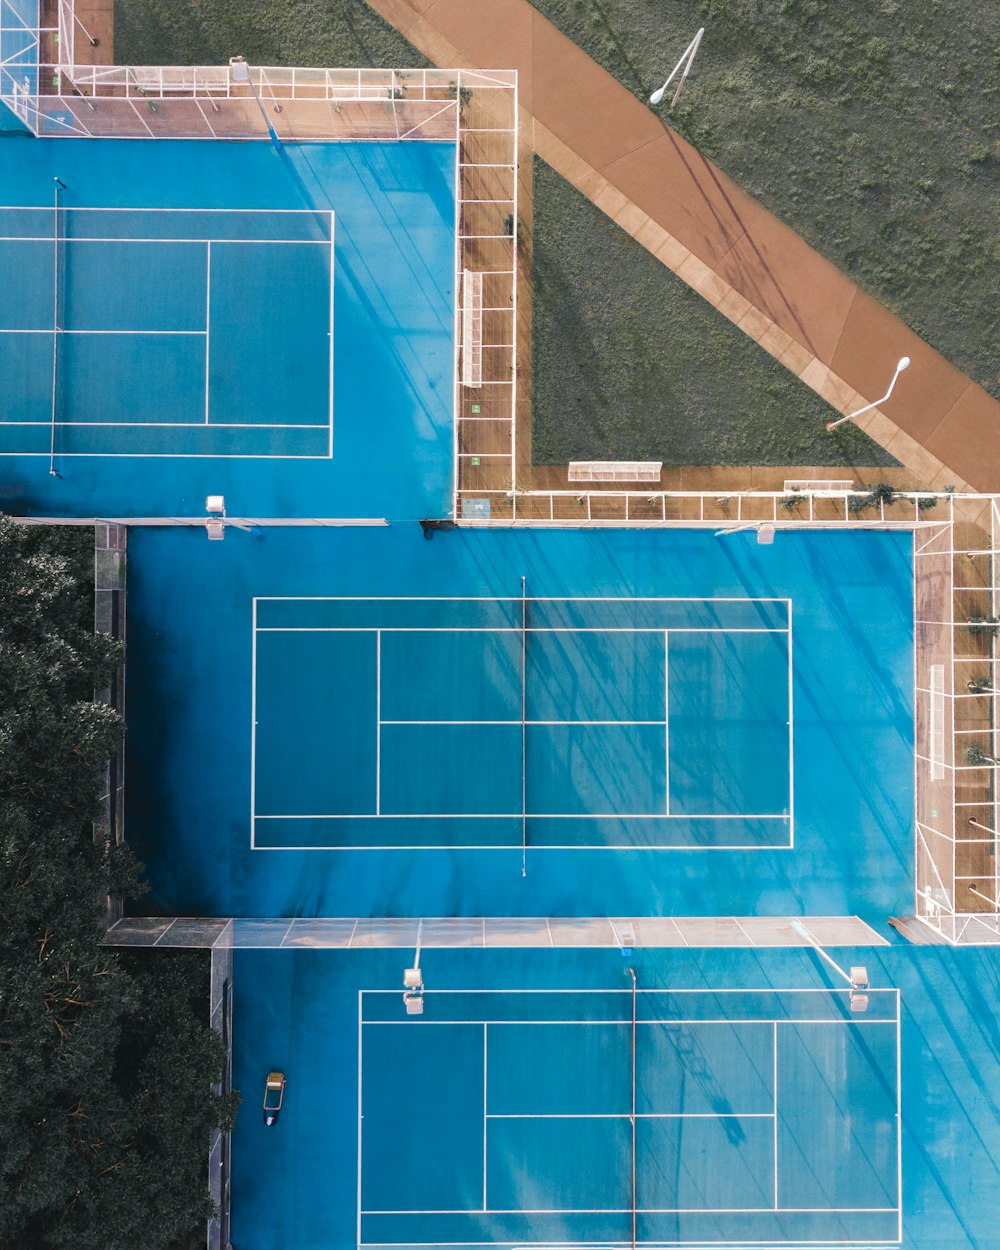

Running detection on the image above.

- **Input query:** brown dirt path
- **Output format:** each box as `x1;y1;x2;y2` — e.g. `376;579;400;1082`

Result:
366;0;1000;494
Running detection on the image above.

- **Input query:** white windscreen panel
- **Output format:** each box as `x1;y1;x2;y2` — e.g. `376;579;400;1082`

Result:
930;664;945;781
461;268;483;388
568;461;663;483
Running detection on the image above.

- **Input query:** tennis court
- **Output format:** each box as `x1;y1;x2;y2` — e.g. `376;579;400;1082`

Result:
230;938;1000;1250
0;205;334;458
123;523;914;921
358;985;900;1247
252;594;792;851
0;136;455;518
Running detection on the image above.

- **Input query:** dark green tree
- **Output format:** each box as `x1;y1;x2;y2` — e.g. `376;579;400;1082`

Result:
0;519;238;1250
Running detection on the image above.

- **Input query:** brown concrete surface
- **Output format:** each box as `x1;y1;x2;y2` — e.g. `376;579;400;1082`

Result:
366;0;1000;494
42;0;113;67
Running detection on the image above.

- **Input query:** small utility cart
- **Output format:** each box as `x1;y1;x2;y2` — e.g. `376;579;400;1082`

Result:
263;1072;286;1126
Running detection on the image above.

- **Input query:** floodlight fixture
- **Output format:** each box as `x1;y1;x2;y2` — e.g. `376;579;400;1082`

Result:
402;921;425;1014
228;55;282;145
849;967;870;1013
791;921;871;1012
715;522;779;543
650;28;704;109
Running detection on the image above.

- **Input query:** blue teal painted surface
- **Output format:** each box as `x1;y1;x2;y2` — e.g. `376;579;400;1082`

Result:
123;525;913;924
0;0;37;129
0;137;455;517
229;943;1000;1250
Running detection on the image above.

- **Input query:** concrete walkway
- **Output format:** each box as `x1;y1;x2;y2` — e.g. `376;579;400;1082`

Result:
367;0;1000;493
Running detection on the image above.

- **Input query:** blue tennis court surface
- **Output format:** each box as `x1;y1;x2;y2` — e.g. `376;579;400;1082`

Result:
252;595;791;849
0;136;454;517
228;943;1000;1250
123;524;913;922
0;206;334;456
359;987;898;1245
0;1;38;121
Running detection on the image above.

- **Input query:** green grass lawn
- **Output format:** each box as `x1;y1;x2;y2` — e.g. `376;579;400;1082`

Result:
531;157;895;466
114;0;427;69
532;0;1000;402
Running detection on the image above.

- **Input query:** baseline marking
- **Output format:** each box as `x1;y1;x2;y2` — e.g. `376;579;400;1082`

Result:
204;240;211;425
328;210;335;457
772;1020;779;1210
250;598;258;850
664;629;670;817
482;1024;488;1212
787;599;795;847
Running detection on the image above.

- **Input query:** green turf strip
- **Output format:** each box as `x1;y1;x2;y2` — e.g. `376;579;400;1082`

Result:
114;0;429;71
531;157;896;466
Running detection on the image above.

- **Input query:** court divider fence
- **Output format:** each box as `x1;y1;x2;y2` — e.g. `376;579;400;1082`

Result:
207;942;233;1250
913;497;1000;942
93;521;125;927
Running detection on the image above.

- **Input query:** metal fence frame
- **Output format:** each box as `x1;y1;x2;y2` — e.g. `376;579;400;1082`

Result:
913;498;1000;942
23;491;1000;946
93;523;126;926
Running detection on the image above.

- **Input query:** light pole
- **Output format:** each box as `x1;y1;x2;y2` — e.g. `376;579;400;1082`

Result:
826;356;910;432
229;56;281;147
714;522;777;544
790;920;870;1013
402;920;424;1015
650;28;704;109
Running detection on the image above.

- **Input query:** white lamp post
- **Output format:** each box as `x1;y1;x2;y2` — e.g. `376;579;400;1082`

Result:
826;356;910;432
791;920;870;1013
229;56;281;147
650;28;704;109
403;920;424;1015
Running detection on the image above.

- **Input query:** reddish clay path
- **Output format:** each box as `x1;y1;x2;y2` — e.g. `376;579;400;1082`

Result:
369;0;1000;492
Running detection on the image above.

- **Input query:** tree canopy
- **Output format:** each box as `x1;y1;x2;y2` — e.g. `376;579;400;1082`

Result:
0;519;238;1250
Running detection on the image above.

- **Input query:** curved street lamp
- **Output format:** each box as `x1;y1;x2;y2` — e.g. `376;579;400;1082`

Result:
827;356;910;432
650;28;704;109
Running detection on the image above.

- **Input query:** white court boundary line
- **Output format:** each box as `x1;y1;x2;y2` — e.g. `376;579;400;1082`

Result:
204;240;211;424
356;987;902;1246
251;595;794;851
0;206;334;459
3;419;329;427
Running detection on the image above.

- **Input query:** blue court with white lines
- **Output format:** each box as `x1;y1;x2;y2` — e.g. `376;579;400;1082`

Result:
229;942;1000;1250
0;136;455;518
123;523;914;922
252;593;792;851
